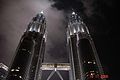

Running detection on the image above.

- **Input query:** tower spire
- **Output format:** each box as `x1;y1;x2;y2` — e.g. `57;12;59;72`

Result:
26;11;46;34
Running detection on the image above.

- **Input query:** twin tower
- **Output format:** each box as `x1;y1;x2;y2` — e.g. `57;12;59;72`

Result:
6;11;106;80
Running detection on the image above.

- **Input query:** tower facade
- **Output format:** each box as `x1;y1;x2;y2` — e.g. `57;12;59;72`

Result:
6;12;46;80
67;12;106;80
0;63;8;80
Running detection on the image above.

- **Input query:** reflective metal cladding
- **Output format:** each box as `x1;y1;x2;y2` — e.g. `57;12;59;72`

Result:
27;12;46;33
67;11;106;80
6;11;46;80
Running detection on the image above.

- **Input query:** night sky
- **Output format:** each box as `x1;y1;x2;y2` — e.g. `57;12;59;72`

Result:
0;0;119;80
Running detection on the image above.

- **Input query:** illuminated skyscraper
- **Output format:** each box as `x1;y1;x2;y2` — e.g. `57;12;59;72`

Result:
6;11;46;80
67;12;106;80
5;11;108;80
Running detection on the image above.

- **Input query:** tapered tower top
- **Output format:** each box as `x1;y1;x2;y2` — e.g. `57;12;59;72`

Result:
26;11;46;34
67;11;89;36
32;11;45;23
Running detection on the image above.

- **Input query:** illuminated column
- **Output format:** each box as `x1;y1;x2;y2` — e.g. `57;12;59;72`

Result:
6;11;46;80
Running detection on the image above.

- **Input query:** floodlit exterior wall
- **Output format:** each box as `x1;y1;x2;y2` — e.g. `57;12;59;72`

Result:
6;12;46;80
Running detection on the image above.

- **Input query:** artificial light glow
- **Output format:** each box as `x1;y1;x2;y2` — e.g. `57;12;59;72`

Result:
18;67;20;69
77;26;80;32
72;12;75;15
70;30;72;35
88;61;92;64
93;61;96;64
81;27;85;32
11;69;14;71
40;11;44;14
73;28;76;33
0;63;8;71
55;68;57;71
19;76;22;78
15;69;19;71
91;73;93;75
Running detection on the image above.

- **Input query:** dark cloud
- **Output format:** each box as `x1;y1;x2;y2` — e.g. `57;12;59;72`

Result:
51;0;84;12
50;0;118;35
